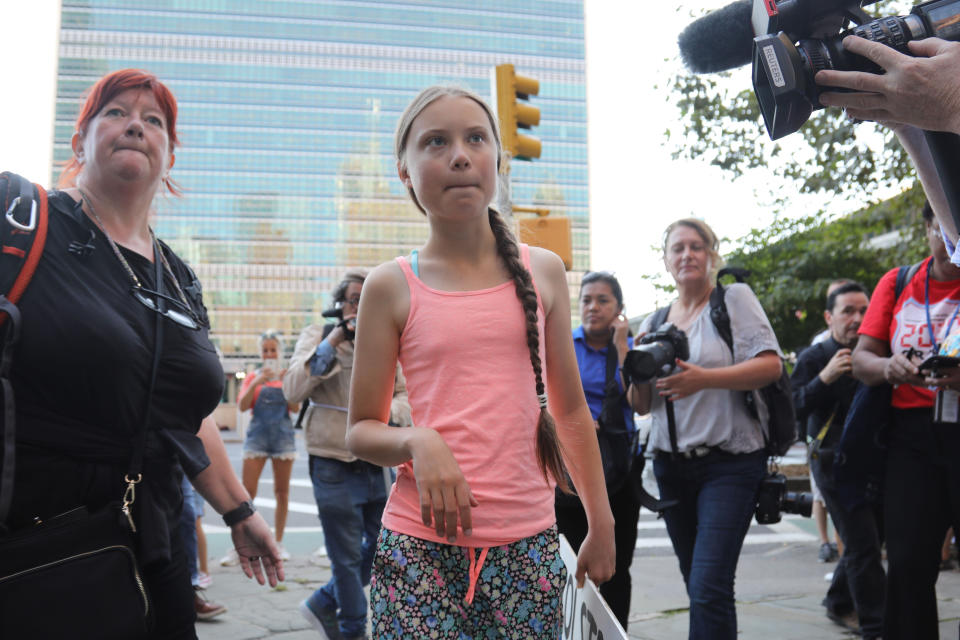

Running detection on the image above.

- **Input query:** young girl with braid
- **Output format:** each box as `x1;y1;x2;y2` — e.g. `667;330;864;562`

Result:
346;86;616;639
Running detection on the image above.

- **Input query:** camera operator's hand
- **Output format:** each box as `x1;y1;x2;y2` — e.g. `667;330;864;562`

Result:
326;313;357;348
816;37;960;135
925;364;960;391
819;348;852;385
884;351;926;387
656;359;709;401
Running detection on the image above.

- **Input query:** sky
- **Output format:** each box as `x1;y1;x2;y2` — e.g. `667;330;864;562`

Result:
0;1;879;316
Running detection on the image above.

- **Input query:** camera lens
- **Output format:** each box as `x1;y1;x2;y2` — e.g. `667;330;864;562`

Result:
782;491;814;518
626;342;677;382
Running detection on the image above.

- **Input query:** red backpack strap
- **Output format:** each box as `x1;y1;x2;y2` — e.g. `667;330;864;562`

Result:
1;172;49;315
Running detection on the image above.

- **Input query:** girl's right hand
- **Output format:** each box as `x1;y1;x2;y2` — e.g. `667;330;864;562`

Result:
409;429;478;542
575;524;616;588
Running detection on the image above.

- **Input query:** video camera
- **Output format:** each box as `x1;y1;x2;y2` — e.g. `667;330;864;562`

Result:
679;0;960;242
752;0;960;139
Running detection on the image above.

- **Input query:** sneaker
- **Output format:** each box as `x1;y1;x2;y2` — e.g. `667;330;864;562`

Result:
219;549;239;567
818;542;839;563
299;599;342;640
196;572;213;589
278;544;291;561
194;589;227;621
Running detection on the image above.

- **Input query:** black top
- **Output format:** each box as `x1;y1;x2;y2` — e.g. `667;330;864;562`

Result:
790;335;859;446
4;189;223;564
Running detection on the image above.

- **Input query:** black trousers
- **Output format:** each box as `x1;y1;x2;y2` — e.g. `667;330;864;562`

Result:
145;521;198;640
813;451;885;638
884;408;960;640
555;480;640;630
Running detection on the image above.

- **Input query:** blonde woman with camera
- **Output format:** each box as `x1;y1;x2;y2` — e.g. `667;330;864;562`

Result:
221;330;298;565
632;218;783;640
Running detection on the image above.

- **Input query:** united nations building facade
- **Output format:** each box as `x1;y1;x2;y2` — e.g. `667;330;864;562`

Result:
53;1;588;379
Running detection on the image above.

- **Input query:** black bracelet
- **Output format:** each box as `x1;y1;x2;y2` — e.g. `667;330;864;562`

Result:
222;500;256;527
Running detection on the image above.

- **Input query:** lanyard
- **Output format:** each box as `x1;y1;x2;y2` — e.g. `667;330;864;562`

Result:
925;257;960;352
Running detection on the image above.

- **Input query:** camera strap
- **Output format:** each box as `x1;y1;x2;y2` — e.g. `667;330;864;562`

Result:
600;337;628;431
649;305;681;454
665;398;679;454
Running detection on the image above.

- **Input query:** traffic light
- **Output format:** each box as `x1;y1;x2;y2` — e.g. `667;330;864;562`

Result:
493;64;541;161
515;207;572;270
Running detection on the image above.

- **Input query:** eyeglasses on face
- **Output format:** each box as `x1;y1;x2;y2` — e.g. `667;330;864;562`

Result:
131;286;201;330
342;296;361;308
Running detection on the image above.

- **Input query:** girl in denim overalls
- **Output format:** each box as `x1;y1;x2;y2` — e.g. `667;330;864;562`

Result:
223;330;298;565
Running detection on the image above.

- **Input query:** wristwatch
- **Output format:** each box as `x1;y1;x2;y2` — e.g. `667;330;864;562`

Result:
222;500;256;527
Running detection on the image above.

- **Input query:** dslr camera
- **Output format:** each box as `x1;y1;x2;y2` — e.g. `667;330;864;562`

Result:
752;0;960;139
755;470;814;524
623;323;690;385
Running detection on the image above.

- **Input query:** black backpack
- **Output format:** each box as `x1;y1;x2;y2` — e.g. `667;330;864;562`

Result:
0;173;48;324
0;172;49;521
649;268;797;456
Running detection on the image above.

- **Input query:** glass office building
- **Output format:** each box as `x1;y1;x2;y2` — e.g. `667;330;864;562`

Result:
54;1;588;373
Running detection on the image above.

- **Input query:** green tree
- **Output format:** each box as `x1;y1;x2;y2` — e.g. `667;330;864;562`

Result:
724;185;928;353
643;186;928;352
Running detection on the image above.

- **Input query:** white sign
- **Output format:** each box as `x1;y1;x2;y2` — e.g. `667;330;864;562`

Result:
559;535;628;640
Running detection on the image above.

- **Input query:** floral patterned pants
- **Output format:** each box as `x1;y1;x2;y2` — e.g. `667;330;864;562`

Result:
370;525;566;639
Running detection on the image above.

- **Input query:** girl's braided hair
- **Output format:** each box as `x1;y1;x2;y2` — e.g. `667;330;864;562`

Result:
395;86;569;492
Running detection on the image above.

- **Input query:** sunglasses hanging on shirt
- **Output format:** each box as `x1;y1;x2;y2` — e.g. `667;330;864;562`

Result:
79;190;201;331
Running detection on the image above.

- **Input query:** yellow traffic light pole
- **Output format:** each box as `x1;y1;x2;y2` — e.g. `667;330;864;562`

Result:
492;64;573;270
493;64;542;161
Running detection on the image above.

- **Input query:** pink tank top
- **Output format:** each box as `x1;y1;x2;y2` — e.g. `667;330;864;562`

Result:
382;244;556;547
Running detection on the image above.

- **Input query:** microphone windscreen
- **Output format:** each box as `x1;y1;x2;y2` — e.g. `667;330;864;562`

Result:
678;0;755;73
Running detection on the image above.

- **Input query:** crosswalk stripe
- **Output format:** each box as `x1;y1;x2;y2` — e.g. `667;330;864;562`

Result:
252;496;317;515
253;478;314;488
207;498;817;550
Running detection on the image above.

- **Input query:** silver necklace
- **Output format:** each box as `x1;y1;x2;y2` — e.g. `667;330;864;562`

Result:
78;189;192;312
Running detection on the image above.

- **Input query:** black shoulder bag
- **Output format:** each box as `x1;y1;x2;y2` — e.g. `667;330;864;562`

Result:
594;339;638;494
833;260;923;512
556;339;637;508
0;239;169;638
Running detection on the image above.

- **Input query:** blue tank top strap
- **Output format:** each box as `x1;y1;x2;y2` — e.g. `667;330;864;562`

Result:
410;249;420;278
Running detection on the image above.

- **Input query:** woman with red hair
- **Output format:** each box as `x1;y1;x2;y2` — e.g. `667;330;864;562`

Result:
1;69;282;638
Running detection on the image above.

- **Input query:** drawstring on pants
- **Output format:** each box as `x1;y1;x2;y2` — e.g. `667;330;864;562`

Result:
463;546;489;605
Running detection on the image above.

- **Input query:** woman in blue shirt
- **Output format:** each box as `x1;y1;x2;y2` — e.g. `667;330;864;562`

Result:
556;271;639;630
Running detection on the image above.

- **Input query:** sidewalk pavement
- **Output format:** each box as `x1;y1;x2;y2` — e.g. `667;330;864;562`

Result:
196;540;960;639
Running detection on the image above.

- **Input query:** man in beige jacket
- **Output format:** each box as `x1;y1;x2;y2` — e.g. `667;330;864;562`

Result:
284;269;410;640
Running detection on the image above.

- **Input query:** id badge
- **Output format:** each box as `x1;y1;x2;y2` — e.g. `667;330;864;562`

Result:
934;389;960;424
